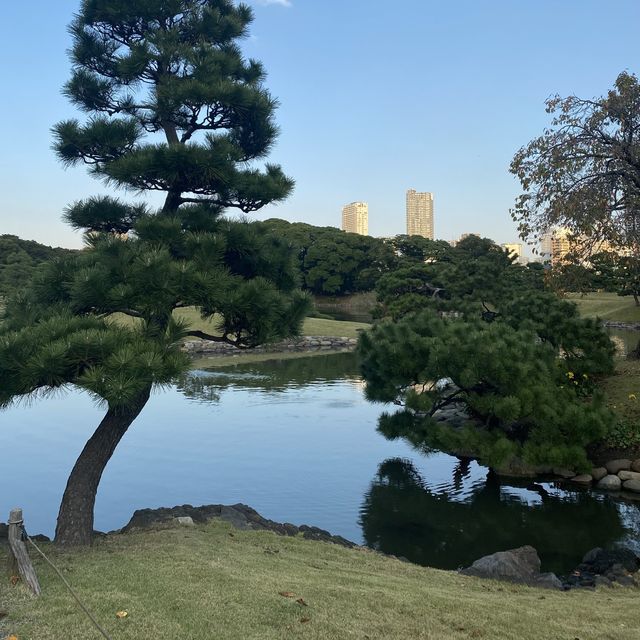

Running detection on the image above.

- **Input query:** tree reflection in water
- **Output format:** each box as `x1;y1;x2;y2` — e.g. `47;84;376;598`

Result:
177;352;360;402
360;458;635;574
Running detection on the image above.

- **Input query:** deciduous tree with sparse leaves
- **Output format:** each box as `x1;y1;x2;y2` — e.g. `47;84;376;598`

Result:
511;72;640;264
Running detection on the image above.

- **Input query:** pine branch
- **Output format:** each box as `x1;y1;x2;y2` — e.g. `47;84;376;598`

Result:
184;330;249;349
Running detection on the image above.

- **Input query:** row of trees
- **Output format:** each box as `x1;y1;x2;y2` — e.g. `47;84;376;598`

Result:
0;235;73;298
257;220;456;297
547;251;640;304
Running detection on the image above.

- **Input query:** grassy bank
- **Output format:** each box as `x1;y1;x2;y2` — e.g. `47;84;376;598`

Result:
107;308;370;366
183;313;369;367
111;307;370;339
176;308;369;339
567;292;640;323
190;347;355;369
2;521;638;640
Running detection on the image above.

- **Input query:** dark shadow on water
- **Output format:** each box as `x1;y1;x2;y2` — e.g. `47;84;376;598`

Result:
360;458;637;574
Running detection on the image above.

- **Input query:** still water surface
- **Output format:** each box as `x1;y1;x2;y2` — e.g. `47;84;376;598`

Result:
1;352;639;574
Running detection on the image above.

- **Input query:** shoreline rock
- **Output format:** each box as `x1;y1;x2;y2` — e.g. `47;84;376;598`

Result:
461;545;640;591
460;545;563;590
121;503;357;549
603;321;640;331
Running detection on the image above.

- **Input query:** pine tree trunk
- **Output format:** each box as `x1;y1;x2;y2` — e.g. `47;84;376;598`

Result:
54;387;152;547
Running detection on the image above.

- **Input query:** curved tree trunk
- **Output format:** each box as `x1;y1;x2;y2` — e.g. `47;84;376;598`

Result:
54;386;152;547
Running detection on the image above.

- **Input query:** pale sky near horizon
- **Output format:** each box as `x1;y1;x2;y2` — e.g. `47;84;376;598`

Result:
1;1;639;252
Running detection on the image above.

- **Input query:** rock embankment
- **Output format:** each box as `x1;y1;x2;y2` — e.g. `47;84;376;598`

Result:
604;321;640;330
561;458;640;496
182;336;358;356
461;545;640;590
493;456;640;493
121;503;357;548
564;547;640;589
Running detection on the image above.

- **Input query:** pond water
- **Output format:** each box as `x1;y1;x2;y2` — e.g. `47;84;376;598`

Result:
1;352;639;575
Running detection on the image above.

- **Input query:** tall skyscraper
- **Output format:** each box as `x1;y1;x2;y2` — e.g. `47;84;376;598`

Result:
341;202;368;235
406;189;434;238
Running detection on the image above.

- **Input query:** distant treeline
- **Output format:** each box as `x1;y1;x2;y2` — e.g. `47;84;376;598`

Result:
0;235;75;298
0;222;518;301
258;219;454;296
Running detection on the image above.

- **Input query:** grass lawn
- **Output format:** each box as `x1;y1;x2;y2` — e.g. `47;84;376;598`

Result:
601;358;640;424
111;307;370;340
567;292;640;323
2;521;638;640
301;316;369;338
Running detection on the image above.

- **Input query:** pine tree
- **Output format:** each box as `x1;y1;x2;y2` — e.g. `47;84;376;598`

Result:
359;237;616;470
0;0;308;546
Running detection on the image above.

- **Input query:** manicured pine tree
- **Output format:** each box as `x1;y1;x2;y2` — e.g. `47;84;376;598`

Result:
0;0;308;546
359;237;616;470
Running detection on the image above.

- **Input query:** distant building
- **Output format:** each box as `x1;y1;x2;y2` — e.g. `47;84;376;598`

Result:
537;229;571;264
542;228;633;265
550;228;573;264
502;242;525;263
341;202;368;235
539;232;553;262
406;189;434;239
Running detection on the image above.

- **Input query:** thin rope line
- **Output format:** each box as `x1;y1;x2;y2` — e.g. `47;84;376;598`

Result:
26;535;113;640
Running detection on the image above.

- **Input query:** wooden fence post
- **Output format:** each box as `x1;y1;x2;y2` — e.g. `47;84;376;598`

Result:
7;508;41;596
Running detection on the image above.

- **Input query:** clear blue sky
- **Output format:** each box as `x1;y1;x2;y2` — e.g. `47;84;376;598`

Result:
2;0;639;250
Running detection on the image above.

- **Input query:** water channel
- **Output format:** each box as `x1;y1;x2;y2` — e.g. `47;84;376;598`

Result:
1;350;639;575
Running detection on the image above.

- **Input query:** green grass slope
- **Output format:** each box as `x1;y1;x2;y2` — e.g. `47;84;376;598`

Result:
568;292;640;323
1;522;637;640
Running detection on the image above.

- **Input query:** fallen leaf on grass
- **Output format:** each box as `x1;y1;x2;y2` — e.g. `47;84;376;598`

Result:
296;598;308;607
8;635;18;640
115;611;128;619
10;576;19;586
278;591;296;598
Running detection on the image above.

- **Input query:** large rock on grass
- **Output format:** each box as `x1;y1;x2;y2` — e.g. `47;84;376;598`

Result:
460;545;561;589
